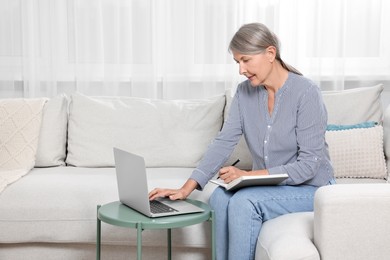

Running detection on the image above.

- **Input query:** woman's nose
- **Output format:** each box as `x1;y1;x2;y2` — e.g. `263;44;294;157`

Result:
239;64;246;75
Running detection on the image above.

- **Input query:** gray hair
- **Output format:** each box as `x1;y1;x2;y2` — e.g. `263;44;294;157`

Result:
229;23;302;75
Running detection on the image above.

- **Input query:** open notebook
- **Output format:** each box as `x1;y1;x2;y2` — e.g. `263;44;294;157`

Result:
210;174;288;191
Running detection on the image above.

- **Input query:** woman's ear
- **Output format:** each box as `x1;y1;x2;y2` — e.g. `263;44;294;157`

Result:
266;46;277;63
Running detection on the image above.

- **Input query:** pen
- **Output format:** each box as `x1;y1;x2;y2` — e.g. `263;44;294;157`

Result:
231;159;240;167
217;159;240;179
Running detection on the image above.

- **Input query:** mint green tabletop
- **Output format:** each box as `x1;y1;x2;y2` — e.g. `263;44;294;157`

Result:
98;199;212;229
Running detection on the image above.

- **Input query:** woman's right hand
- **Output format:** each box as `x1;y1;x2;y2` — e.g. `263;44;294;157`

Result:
148;188;188;201
148;179;199;201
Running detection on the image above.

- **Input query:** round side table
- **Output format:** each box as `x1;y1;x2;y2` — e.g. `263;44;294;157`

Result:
96;199;215;260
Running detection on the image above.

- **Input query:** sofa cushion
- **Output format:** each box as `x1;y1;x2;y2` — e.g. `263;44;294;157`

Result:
35;94;68;167
0;167;212;249
0;98;47;192
256;212;319;260
326;125;387;180
322;84;384;125
66;93;225;167
0;98;47;170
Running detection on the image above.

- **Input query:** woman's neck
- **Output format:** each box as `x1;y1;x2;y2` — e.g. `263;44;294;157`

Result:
263;62;289;94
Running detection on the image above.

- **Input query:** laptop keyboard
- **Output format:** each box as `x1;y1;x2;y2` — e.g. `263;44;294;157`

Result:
150;200;178;214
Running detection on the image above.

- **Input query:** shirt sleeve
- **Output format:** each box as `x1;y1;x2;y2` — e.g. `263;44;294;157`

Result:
189;90;244;189
268;85;328;185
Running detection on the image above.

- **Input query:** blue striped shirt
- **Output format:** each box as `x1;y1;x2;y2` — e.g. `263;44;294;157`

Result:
190;72;334;189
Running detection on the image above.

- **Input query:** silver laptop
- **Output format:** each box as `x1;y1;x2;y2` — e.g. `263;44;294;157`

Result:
113;147;204;217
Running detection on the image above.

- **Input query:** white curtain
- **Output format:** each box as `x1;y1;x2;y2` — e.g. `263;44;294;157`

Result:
0;0;389;99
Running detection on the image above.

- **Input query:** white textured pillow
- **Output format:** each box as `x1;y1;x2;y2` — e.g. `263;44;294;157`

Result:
66;93;225;167
326;125;387;179
35;94;68;167
322;84;384;125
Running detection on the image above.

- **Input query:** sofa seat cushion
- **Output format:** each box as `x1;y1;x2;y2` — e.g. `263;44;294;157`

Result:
0;167;215;248
256;212;319;260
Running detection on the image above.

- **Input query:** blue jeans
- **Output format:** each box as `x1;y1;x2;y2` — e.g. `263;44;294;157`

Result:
209;185;319;260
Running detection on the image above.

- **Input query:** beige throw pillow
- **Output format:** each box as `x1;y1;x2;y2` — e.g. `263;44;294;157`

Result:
326;125;387;179
0;98;47;192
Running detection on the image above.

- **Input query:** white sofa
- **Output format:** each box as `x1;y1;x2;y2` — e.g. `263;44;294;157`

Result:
0;84;389;260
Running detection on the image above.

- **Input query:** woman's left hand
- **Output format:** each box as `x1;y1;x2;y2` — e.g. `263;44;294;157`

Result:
218;167;270;183
218;166;248;183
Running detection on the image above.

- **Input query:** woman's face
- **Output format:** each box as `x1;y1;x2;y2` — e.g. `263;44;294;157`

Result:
233;49;274;87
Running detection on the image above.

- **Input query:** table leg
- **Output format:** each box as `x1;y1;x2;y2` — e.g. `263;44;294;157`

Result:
167;228;172;260
96;205;101;260
211;210;216;260
137;222;142;260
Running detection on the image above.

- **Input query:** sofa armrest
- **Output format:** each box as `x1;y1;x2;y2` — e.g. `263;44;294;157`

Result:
313;184;390;260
